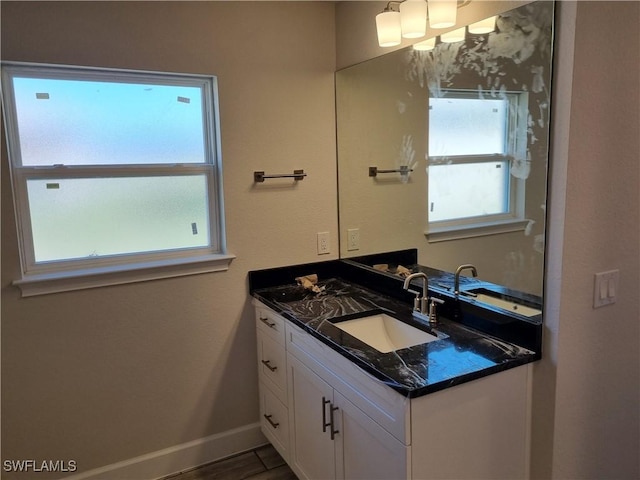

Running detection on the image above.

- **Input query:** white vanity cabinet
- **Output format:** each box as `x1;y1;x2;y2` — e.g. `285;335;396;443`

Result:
254;300;532;480
287;341;409;480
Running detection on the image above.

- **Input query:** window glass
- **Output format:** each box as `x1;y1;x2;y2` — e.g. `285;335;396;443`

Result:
12;77;206;166
27;176;210;262
429;97;508;157
428;161;509;222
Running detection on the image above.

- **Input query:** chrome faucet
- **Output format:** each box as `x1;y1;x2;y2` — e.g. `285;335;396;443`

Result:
403;272;429;316
454;264;478;295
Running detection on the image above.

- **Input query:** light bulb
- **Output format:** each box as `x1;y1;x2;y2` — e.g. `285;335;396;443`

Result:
376;10;402;47
440;27;466;43
400;0;428;39
413;37;436;51
428;0;457;29
468;16;496;34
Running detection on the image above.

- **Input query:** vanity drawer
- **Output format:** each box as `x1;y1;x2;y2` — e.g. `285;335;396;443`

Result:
255;305;286;345
259;382;289;461
257;329;287;403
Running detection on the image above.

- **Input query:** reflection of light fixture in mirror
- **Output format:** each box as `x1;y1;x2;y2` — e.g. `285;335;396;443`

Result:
376;7;402;47
440;26;466;43
468;16;496;34
428;0;457;28
413;37;436;51
400;0;428;38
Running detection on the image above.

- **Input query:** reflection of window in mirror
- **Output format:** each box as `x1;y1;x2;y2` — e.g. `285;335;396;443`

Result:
427;90;529;242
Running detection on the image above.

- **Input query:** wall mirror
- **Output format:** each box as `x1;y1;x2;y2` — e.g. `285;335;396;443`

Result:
336;1;554;299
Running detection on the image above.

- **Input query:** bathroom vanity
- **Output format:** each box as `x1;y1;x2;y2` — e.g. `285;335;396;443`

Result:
249;253;542;480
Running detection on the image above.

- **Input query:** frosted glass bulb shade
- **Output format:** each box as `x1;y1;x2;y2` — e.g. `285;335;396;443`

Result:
400;0;428;39
376;10;402;47
440;27;466;43
428;0;457;29
413;37;436;51
468;16;496;34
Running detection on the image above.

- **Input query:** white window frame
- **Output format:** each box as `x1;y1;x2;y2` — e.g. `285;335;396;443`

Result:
426;90;530;242
1;62;234;296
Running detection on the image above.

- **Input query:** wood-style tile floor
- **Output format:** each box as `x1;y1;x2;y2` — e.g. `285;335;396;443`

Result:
160;444;298;480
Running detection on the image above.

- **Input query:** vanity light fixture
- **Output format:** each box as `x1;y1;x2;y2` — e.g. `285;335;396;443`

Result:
376;0;463;47
376;1;497;49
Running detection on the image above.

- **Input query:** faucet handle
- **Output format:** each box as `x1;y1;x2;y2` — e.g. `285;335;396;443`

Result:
428;297;445;324
404;286;423;312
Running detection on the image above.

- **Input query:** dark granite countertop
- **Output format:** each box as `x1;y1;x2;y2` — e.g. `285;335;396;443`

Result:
250;258;540;399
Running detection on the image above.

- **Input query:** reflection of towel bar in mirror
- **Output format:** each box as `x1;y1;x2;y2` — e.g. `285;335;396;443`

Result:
369;166;413;177
254;170;306;182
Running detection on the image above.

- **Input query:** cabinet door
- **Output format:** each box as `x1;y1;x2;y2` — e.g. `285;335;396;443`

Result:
334;391;409;480
288;353;336;480
411;364;530;479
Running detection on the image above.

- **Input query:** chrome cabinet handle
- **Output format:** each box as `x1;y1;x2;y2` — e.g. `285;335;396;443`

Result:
321;397;339;439
322;397;331;433
264;414;279;429
259;317;276;329
329;405;340;440
261;359;277;372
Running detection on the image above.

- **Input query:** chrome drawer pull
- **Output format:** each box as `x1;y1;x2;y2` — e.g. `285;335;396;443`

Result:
264;414;279;429
330;405;340;440
260;317;276;329
261;359;277;372
322;397;331;433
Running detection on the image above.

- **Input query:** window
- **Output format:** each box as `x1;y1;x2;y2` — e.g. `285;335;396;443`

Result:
426;90;529;241
1;62;233;296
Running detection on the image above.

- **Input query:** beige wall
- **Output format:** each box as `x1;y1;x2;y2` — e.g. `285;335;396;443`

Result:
1;1;337;478
550;1;639;478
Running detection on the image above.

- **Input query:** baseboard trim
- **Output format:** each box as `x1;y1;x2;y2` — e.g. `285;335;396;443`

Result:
63;423;267;480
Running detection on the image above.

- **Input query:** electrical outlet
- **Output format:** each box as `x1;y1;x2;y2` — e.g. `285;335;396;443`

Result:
347;228;360;251
317;232;330;255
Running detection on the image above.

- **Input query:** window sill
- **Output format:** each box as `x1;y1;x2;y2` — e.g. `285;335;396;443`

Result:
13;253;236;297
425;219;530;243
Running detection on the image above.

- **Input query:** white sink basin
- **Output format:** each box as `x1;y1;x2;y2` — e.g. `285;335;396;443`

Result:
472;293;542;318
333;313;438;353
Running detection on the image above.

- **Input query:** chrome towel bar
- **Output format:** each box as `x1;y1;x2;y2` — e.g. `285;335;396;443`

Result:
369;165;413;177
254;169;306;182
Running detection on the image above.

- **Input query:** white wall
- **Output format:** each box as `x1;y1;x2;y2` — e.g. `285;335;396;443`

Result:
1;1;337;478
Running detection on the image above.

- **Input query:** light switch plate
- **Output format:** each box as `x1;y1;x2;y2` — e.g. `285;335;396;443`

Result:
593;269;619;308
